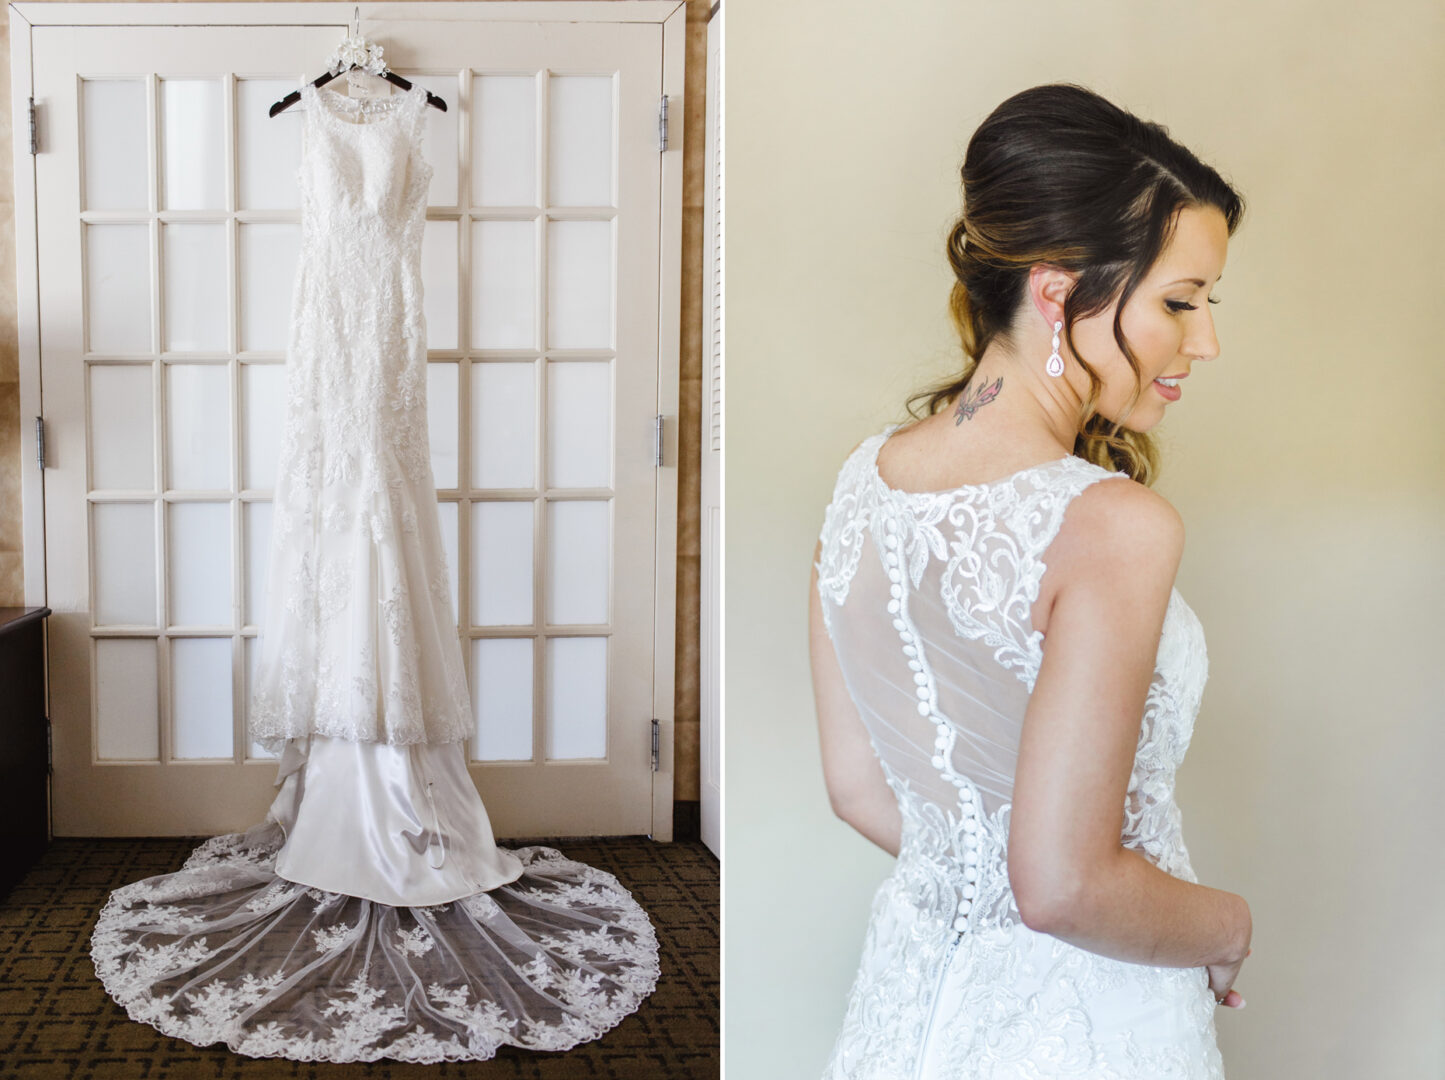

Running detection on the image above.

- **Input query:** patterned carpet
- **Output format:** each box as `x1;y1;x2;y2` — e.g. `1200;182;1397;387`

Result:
0;836;718;1079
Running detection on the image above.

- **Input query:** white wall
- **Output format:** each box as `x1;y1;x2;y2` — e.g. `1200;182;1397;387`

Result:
725;1;1445;1076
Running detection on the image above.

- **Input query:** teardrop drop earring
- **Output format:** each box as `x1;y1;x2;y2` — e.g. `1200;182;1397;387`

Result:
1046;320;1065;378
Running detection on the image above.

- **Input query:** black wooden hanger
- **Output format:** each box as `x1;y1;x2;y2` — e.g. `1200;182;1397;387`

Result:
269;7;447;118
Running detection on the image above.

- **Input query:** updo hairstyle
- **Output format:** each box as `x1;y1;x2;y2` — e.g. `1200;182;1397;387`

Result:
909;83;1246;483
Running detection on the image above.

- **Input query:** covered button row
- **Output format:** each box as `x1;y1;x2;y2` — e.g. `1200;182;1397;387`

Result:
952;855;981;931
881;527;938;717
883;532;904;615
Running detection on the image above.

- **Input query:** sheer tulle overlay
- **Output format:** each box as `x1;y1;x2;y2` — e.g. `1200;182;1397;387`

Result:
91;827;659;1063
90;82;660;1062
814;426;1222;1079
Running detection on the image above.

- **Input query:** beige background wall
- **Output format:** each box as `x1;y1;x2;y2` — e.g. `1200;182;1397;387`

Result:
726;1;1443;1077
0;0;709;809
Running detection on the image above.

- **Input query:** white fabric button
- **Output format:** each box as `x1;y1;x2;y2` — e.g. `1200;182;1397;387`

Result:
892;618;906;632
931;755;944;769
934;735;948;750
884;534;898;548
884;518;897;534
963;833;978;849
903;645;916;657
953;917;968;932
964;866;978;881
963;884;977;899
913;672;927;686
889;584;902;599
887;600;900;614
915;685;929;700
916;701;931;716
956;900;972;915
887;569;901;584
963;818;977;833
908;659;922;672
958;787;973;802
963;850;979;865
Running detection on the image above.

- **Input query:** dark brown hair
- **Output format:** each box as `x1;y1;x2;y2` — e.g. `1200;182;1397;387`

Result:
907;83;1246;484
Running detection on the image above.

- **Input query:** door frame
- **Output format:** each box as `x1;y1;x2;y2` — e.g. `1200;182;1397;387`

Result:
9;0;686;841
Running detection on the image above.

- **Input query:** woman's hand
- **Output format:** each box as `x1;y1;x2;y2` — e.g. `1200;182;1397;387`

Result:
1208;944;1252;1009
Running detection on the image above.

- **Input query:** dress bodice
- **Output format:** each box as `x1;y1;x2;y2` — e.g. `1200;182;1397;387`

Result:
299;81;433;244
815;424;1211;935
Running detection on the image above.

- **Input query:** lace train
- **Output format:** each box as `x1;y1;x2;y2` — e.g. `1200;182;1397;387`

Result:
90;823;660;1063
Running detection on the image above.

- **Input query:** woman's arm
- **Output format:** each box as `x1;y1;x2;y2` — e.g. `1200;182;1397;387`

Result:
1008;480;1252;977
810;538;902;857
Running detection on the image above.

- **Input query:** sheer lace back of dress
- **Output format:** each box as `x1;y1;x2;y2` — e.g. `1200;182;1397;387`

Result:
815;424;1211;932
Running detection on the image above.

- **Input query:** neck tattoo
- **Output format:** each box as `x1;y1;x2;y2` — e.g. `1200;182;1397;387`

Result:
954;376;1003;424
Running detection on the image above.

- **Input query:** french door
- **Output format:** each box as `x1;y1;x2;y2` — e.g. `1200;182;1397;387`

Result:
18;3;682;837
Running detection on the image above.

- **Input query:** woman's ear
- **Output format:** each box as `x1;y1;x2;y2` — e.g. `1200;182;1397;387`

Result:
1026;264;1077;328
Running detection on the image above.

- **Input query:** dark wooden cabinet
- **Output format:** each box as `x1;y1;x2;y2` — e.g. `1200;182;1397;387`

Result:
0;606;51;897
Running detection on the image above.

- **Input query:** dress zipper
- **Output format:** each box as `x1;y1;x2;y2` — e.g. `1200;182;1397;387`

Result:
912;928;965;1080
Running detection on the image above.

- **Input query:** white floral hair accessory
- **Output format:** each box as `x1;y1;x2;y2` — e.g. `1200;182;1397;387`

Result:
326;33;387;77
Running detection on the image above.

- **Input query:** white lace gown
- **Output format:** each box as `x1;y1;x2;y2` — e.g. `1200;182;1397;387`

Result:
814;425;1224;1080
90;82;659;1063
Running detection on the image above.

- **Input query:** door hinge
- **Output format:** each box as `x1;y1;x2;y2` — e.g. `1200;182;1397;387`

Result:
657;94;670;152
35;416;45;470
28;97;37;155
650;718;660;773
652;413;664;467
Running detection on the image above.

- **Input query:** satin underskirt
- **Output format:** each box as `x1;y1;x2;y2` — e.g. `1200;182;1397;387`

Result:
267;734;524;905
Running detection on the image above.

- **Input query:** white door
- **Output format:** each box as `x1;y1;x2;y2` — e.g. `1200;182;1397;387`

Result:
24;5;680;838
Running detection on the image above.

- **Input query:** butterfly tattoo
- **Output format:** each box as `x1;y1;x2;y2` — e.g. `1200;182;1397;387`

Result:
954;376;1003;424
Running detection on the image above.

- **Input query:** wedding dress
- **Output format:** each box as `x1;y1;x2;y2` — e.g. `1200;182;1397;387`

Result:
813;424;1223;1079
90;81;659;1063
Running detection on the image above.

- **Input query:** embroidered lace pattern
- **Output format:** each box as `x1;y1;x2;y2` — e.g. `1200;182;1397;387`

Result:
249;82;467;751
814;425;1223;1079
91;822;660;1063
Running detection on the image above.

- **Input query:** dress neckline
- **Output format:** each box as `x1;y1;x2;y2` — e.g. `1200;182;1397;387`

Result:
305;81;418;132
868;422;1079;499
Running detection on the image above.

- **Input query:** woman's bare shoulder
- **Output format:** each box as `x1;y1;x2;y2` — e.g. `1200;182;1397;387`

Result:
1036;474;1184;621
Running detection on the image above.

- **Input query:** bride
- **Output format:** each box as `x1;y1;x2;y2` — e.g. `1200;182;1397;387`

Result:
809;83;1252;1078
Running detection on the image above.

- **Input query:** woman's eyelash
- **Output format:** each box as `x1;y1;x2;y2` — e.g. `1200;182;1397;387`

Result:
1166;296;1222;313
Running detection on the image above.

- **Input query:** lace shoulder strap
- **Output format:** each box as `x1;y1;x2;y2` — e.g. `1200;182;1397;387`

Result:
813;427;892;611
937;456;1130;691
401;82;431;132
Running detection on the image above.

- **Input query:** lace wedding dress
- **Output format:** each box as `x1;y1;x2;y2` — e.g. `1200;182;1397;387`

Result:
90;81;659;1063
814;424;1223;1079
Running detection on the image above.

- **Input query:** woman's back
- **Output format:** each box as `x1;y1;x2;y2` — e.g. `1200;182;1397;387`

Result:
814;423;1221;1078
